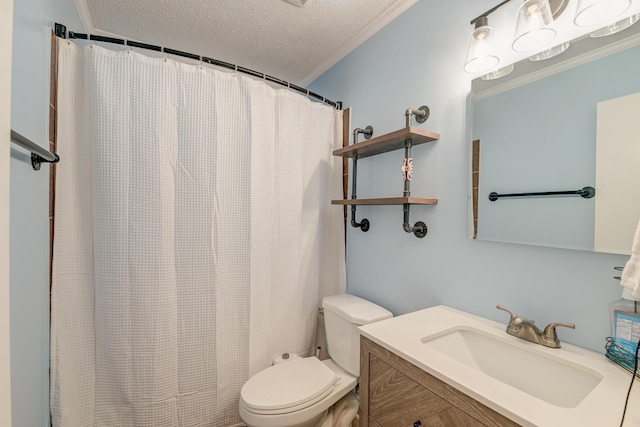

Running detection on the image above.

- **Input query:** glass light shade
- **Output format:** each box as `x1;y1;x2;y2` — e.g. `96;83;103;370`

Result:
574;0;631;27
481;64;515;80
512;0;556;53
529;42;570;61
590;13;640;37
464;22;499;74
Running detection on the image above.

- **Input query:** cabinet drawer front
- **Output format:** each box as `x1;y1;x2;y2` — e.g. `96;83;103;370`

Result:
369;355;484;427
369;353;423;411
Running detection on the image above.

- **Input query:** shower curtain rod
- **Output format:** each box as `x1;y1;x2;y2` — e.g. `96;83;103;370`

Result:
54;23;342;110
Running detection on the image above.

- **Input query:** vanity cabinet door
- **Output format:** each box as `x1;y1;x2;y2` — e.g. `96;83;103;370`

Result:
368;354;484;427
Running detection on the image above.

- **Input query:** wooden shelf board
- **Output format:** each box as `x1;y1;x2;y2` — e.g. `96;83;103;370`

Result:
333;127;440;158
331;197;438;206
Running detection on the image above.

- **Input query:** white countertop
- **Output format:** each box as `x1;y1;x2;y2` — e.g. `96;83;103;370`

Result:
358;305;640;427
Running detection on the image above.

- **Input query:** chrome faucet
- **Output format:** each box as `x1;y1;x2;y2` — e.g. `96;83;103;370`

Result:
496;305;575;349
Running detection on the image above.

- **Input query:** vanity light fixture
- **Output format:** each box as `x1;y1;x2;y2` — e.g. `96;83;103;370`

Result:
464;0;568;75
574;0;632;27
512;0;556;52
481;63;515;80
590;13;640;37
462;0;637;76
528;41;570;60
464;16;500;74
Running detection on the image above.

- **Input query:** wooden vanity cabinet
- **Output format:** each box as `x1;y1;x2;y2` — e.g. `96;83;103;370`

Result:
359;336;521;427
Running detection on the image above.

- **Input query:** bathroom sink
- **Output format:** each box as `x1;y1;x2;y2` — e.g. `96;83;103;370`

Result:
421;327;602;408
359;305;640;426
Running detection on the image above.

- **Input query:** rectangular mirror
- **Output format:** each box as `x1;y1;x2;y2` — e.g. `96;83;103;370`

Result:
471;24;640;254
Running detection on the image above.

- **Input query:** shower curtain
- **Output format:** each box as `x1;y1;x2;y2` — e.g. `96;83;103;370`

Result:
50;41;345;426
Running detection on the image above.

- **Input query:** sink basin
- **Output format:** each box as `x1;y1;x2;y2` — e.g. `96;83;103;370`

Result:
422;327;603;408
359;305;640;426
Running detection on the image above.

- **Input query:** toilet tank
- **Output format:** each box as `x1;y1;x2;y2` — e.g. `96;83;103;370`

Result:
322;294;392;376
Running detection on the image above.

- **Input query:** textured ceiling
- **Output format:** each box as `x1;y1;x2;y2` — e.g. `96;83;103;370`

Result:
77;0;416;85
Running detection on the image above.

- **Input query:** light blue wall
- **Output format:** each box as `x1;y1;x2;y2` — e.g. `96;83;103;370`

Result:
10;0;82;425
310;0;629;353
474;45;640;250
9;1;634;423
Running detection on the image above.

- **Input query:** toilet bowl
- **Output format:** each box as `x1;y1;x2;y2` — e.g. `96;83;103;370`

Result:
239;357;356;427
239;294;392;427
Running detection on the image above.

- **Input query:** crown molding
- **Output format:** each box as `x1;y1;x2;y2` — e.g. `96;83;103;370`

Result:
298;0;416;86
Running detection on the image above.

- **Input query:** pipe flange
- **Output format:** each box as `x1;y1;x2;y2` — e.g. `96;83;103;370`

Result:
413;221;427;238
360;218;370;232
415;106;430;124
363;126;373;140
30;153;42;171
580;186;595;199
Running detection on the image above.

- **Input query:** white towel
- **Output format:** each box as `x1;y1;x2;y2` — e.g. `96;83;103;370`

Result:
621;219;640;297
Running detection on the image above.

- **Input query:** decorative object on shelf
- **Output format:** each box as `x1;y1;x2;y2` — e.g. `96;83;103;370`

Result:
331;106;440;238
401;158;413;182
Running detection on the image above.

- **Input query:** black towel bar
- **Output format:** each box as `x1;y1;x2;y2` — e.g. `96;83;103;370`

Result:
488;186;595;202
10;129;60;171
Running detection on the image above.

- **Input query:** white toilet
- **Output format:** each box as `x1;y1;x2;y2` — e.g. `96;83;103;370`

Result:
239;294;392;427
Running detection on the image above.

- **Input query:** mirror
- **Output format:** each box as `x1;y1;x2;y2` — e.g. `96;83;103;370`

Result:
471;23;640;254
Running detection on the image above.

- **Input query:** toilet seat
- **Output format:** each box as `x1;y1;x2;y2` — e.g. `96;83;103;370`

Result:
240;357;337;415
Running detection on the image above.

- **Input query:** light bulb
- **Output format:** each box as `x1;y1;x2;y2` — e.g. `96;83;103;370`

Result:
513;0;556;53
464;17;500;74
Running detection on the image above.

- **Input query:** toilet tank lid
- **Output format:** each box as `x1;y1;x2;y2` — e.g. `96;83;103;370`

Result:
322;294;392;325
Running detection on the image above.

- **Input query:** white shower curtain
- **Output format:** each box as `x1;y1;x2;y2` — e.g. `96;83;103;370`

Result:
50;41;346;427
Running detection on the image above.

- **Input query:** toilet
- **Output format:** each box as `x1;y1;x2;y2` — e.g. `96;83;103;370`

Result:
239;294;392;427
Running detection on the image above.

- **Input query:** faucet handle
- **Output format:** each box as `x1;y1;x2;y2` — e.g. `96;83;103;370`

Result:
496;305;518;323
542;322;575;348
543;322;575;339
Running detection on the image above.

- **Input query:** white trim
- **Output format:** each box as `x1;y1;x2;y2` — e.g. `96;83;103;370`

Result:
473;32;640;101
298;0;417;86
74;0;94;32
0;0;13;424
